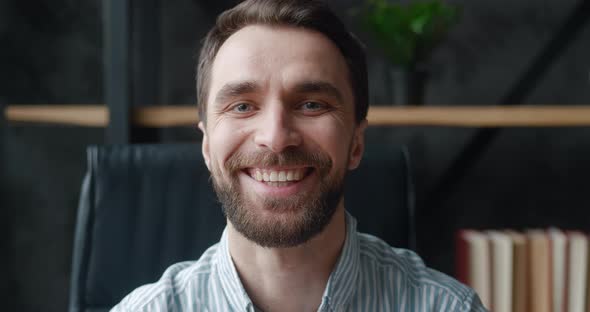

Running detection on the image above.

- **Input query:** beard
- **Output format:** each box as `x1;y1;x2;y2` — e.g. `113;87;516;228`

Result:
210;147;346;248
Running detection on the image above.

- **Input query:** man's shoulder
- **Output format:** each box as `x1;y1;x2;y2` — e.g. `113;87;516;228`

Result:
110;243;220;312
356;232;484;310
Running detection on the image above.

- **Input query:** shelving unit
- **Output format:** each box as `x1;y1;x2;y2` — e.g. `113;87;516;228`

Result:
5;105;590;127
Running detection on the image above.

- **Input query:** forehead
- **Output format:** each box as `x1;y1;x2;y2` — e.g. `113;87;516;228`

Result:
208;25;353;104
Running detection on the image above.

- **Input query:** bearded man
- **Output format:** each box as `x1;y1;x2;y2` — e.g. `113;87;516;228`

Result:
112;0;487;311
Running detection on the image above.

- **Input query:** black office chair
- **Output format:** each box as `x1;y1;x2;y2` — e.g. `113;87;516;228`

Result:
68;143;415;312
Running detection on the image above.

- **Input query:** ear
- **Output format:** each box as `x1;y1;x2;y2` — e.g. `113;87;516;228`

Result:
348;119;368;170
198;122;211;171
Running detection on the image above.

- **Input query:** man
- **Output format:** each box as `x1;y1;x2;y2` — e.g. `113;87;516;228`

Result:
113;0;487;311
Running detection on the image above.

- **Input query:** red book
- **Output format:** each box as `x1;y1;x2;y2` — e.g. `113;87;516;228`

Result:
456;230;471;285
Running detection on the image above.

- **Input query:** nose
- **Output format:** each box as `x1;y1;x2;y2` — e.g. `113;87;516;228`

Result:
253;104;302;153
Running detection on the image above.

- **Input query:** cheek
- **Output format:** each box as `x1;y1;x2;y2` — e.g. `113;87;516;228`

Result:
302;119;353;168
208;123;249;172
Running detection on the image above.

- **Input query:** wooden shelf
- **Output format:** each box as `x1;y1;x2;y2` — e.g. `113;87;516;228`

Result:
367;106;590;127
4;105;590;127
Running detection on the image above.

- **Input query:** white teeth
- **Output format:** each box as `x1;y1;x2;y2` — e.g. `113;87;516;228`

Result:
278;171;286;182
251;168;307;182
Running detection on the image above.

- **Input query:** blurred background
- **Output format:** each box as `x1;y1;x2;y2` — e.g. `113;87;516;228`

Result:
1;0;590;310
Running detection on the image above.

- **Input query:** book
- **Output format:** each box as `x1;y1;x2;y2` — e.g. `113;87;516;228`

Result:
527;230;552;312
565;231;588;312
461;230;492;309
506;230;527;312
488;230;513;312
456;230;471;286
550;228;567;312
586;236;590;312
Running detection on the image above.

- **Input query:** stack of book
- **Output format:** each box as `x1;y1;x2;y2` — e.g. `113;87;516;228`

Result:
456;229;590;312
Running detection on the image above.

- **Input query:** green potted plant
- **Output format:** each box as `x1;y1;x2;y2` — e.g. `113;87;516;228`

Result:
361;0;460;105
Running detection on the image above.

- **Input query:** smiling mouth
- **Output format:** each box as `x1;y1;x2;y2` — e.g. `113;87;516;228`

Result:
244;167;313;186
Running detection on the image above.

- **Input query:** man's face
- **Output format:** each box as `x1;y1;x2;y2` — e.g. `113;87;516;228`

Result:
199;25;366;248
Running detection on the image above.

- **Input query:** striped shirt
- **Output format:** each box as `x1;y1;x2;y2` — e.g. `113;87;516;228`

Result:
111;213;487;312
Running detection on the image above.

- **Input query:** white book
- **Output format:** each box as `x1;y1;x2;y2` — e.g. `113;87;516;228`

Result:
464;231;492;309
550;228;567;312
488;231;513;312
566;232;588;312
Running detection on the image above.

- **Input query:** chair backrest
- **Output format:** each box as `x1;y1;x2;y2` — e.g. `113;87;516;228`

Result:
68;143;415;312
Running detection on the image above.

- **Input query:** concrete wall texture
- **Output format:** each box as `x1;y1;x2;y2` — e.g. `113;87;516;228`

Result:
1;0;589;310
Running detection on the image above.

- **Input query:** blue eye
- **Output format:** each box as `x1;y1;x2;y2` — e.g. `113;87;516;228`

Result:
232;103;252;113
301;101;324;111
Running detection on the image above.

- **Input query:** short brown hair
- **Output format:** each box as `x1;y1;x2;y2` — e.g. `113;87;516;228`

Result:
196;0;368;125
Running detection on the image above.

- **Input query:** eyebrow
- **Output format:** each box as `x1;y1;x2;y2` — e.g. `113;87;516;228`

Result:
214;81;260;105
293;81;343;103
213;80;344;105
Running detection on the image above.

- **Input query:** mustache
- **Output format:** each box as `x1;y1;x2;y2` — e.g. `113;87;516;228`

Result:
225;147;332;174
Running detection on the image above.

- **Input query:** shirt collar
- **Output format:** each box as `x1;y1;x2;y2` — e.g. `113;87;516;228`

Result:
216;229;254;311
320;211;361;309
214;212;360;311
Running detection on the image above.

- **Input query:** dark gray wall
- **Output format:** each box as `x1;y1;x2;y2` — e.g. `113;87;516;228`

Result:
1;0;589;310
1;1;104;310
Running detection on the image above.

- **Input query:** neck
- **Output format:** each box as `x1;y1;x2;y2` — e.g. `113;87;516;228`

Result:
227;205;347;312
